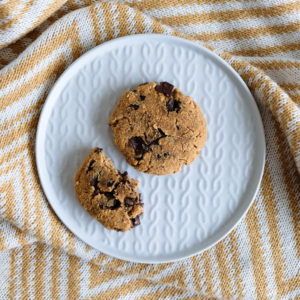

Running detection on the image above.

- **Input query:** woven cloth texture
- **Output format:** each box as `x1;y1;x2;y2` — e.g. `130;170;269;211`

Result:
0;1;299;299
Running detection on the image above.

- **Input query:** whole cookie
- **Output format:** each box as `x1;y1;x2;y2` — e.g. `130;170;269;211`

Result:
74;147;143;232
109;82;207;175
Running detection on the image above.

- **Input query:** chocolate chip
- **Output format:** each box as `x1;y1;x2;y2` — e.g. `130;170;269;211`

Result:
114;228;122;232
166;98;181;113
149;128;167;146
129;104;139;110
140;95;146;101
104;192;115;200
91;177;100;197
107;180;114;187
157;154;161;159
92;190;99;197
124;197;135;207
131;89;137;93
99;204;104;209
158;128;166;137
94;147;102;154
129;136;150;156
176;125;180;130
164;152;169;158
139;82;148;86
86;159;95;173
118;171;129;184
106;199;121;210
131;216;141;227
90;176;99;188
155;82;174;96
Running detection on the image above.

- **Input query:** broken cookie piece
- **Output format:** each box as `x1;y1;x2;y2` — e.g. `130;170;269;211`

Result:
74;147;143;232
109;82;207;175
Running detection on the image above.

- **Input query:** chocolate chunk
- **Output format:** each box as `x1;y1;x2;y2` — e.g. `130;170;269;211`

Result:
106;199;121;210
166;98;181;113
164;152;169;158
90;176;99;188
158;128;166;137
107;180;114;187
131;216;141;227
124;197;135;207
86;160;95;173
155;82;174;96
131;89;137;93
149;128;167;146
90;177;100;197
94;147;102;154
129;136;150;156
176;125;180;130
157;154;161;159
118;171;129;184
99;204;104;209
129;104;139;110
104;192;115;200
114;228;122;232
140;95;146;101
92;190;99;197
139;82;148;86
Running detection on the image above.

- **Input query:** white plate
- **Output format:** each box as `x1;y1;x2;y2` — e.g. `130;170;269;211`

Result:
36;34;265;264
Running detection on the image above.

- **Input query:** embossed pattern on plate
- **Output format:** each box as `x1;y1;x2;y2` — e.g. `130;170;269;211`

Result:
36;35;265;263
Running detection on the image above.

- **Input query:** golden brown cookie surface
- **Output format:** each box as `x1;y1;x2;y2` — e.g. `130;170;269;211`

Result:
74;148;143;232
109;82;207;175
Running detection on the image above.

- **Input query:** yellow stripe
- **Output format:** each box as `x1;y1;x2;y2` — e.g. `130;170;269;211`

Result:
117;4;131;37
133;7;146;33
280;82;300;91
193;20;300;42
0;181;20;226
20;245;31;299
89;5;103;44
133;0;245;12
34;243;48;299
214;241;233;298
201;250;215;296
159;2;300;26
245;204;269;299
8;248;18;299
191;255;203;293
273;119;300;259
251;60;300;71
231;41;300;56
228;230;245;298
20;159;33;232
0;226;6;250
67;255;81;299
50;247;61;300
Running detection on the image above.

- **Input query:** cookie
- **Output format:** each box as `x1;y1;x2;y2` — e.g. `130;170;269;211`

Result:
74;147;143;232
109;82;207;175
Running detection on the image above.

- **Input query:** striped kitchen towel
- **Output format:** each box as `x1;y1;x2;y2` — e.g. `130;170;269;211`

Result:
0;1;299;299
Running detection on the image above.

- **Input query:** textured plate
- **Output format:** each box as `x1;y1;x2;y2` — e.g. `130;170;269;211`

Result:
36;34;265;263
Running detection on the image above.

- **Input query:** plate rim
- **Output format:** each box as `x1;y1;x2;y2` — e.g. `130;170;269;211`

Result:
35;34;266;264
